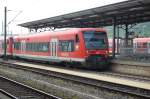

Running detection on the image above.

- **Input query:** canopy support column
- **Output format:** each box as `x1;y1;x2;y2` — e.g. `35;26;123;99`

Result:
125;23;129;47
112;17;116;58
117;25;120;54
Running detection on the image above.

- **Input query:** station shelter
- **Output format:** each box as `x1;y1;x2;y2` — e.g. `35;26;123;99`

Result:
19;0;150;59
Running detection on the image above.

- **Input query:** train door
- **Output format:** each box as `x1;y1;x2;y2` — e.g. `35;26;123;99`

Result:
50;39;58;58
21;40;26;54
9;37;13;56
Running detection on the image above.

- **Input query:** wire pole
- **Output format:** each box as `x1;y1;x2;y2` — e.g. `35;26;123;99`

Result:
4;6;7;60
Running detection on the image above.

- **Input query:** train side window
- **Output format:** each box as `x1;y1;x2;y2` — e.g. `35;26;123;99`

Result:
28;43;31;51
15;42;18;50
137;43;141;48
37;43;39;52
28;43;30;51
68;40;74;51
33;43;35;51
31;43;33;51
59;41;68;52
59;40;74;52
143;43;147;48
30;43;32;51
35;42;48;52
75;34;79;43
148;43;150;48
39;43;43;52
26;43;28;51
35;43;37;52
42;43;48;52
14;42;20;50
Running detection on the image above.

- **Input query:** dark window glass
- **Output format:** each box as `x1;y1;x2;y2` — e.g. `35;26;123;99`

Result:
42;43;49;52
59;40;74;52
14;42;21;50
143;43;147;48
149;43;150;48
75;34;79;43
137;43;142;48
26;42;49;52
83;31;107;50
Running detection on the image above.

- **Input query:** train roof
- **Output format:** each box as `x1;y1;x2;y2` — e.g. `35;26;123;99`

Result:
14;28;106;39
134;37;150;42
0;36;13;40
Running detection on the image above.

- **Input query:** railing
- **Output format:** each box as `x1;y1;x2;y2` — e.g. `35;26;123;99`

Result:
120;47;150;57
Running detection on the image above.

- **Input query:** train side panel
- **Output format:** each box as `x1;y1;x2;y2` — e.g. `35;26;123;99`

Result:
13;29;86;63
7;37;13;56
11;28;109;69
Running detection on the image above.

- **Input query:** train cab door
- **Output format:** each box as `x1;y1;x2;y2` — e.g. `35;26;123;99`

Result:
50;39;58;59
21;40;26;54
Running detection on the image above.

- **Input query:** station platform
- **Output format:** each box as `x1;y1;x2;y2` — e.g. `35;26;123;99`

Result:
1;59;150;90
111;59;150;77
111;59;150;67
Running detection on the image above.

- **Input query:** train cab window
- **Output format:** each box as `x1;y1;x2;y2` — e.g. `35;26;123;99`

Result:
59;40;74;52
75;34;79;43
83;31;107;50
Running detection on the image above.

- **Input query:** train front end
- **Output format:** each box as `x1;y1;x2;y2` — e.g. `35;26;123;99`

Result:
82;30;109;69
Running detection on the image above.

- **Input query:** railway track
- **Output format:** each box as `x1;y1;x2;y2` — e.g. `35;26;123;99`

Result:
0;89;17;99
100;72;150;82
11;59;150;81
0;75;61;99
0;59;150;99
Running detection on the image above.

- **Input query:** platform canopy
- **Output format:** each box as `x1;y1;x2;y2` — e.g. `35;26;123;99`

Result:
19;0;150;30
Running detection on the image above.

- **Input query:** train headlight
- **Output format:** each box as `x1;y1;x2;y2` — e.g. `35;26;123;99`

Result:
106;50;108;54
86;50;89;54
76;45;79;50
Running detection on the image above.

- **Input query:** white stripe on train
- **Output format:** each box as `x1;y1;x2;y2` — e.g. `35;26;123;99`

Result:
13;53;85;62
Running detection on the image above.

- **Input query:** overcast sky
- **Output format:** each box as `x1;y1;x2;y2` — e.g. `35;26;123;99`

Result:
0;0;126;34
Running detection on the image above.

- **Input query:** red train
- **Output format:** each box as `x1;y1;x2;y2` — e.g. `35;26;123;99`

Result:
108;37;150;54
133;37;150;54
108;39;120;54
0;28;109;69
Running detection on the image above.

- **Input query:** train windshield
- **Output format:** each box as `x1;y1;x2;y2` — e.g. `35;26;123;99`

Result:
83;31;107;50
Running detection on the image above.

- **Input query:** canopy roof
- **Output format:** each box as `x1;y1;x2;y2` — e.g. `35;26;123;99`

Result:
19;0;150;29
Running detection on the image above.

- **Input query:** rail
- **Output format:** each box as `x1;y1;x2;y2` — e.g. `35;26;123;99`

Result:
0;75;61;99
0;89;18;99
